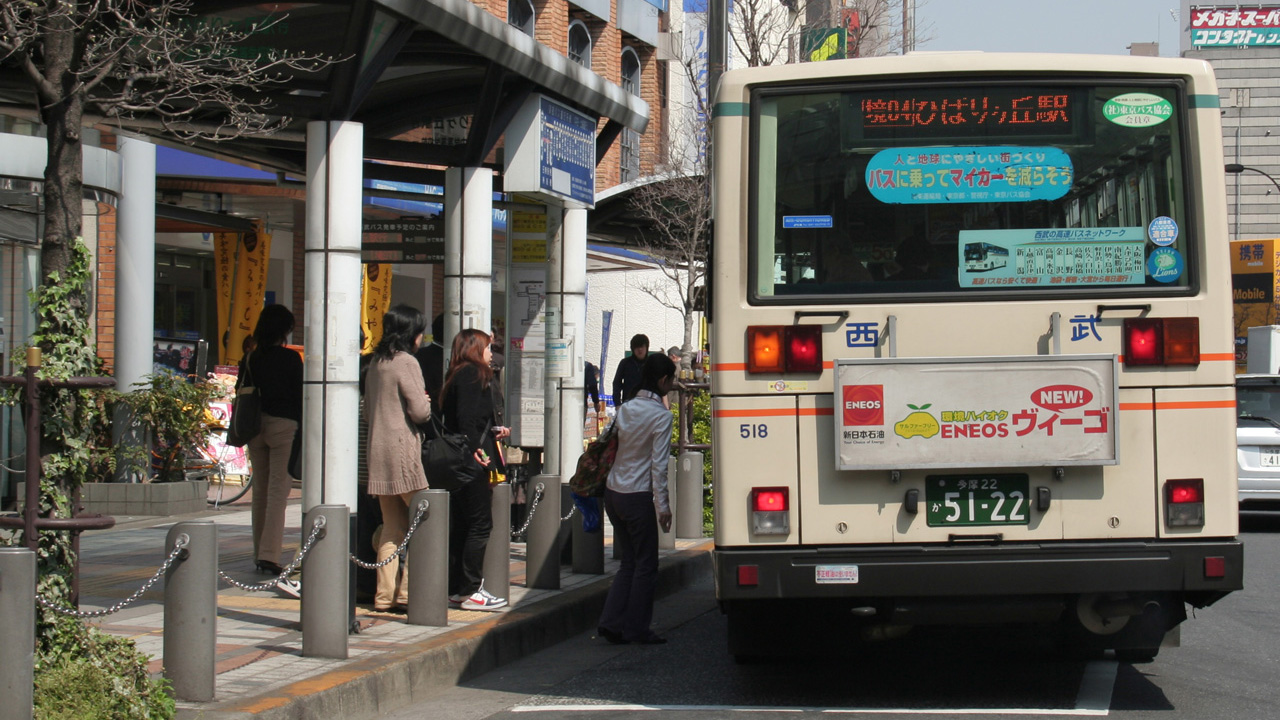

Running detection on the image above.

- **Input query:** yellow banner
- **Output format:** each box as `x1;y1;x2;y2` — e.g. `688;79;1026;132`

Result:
1230;239;1280;368
361;263;394;353
215;221;272;366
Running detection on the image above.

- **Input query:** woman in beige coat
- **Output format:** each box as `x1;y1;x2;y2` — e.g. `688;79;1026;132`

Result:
363;304;433;611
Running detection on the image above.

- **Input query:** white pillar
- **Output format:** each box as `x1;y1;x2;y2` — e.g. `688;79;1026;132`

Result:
542;207;587;478
303;121;364;512
443;167;493;360
115;136;156;392
113;136;156;482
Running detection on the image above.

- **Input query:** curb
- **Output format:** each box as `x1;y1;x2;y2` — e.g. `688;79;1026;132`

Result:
177;543;712;720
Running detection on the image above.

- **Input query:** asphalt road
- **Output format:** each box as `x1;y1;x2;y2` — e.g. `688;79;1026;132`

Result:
385;512;1280;720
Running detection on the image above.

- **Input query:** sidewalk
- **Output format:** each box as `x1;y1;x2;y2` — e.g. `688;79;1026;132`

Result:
76;490;713;720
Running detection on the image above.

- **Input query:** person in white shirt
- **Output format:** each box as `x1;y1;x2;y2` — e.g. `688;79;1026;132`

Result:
597;353;676;645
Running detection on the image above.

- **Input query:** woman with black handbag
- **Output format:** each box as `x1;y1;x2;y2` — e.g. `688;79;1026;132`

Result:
364;304;433;612
440;328;509;611
241;304;304;598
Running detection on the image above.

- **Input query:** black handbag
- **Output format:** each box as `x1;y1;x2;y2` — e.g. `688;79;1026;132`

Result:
226;353;262;447
421;414;480;492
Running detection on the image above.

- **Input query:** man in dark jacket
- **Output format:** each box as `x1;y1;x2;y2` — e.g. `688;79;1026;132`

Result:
611;334;649;405
415;314;445;410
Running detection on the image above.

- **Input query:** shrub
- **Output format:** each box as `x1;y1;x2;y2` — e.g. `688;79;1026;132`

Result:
34;614;175;720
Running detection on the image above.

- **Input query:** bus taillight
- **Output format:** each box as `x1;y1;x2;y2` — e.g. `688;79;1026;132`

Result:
746;325;823;374
751;487;790;535
747;326;785;373
1122;317;1200;367
1165;478;1205;528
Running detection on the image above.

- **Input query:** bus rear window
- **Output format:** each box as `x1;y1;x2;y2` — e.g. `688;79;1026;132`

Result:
751;80;1193;301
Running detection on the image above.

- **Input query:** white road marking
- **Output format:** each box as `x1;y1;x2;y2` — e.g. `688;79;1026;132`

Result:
512;659;1119;716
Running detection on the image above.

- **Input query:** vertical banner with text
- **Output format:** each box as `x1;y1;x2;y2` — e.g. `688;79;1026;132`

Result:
361;263;393;354
213;220;272;365
1231;238;1280;368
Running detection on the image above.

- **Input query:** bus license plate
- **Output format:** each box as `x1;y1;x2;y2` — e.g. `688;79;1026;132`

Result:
925;474;1030;527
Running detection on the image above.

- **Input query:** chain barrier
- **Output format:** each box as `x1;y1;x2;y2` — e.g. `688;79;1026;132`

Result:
561;503;576;521
218;515;325;592
36;534;189;618
511;482;544;538
350;499;429;569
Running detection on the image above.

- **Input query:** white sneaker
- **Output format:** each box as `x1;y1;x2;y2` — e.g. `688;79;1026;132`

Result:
460;588;506;611
275;577;302;599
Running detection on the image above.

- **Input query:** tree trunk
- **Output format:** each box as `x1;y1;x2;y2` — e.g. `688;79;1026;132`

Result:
39;15;87;349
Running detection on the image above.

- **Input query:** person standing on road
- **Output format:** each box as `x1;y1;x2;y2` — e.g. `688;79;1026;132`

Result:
597;353;676;645
241;304;304;598
364;304;434;612
611;334;650;405
441;328;510;611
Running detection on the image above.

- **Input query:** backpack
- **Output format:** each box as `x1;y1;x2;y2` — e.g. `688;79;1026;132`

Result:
569;423;618;498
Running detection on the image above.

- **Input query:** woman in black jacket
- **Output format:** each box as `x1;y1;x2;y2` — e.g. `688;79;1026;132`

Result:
239;304;303;598
441;328;510;611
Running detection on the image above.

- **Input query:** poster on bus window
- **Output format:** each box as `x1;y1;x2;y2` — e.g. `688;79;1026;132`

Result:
956;228;1147;288
833;356;1118;471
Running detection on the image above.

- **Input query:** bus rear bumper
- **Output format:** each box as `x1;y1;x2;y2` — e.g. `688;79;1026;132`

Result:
713;539;1243;609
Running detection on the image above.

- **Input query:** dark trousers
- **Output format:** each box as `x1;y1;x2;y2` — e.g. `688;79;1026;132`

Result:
599;488;659;641
449;469;493;596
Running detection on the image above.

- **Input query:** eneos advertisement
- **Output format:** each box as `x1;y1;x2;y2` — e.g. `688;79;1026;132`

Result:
834;356;1118;470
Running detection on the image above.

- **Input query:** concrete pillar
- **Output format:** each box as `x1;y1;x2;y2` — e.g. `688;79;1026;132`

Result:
443;167;493;354
301;505;349;658
163;521;217;702
303;121;363;514
542;207;587;480
0;547;35;720
114;136;156;482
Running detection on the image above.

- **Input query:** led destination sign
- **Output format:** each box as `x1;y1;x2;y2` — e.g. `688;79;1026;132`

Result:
843;87;1082;146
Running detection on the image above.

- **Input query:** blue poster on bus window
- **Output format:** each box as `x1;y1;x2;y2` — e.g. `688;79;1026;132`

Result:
865;146;1074;204
957;228;1146;288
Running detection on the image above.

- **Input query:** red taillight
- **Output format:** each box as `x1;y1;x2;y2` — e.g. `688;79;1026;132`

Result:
1204;556;1226;579
785;325;823;373
752;488;788;512
750;487;790;535
1165;478;1205;528
746;325;824;374
1122;317;1200;367
737;564;759;587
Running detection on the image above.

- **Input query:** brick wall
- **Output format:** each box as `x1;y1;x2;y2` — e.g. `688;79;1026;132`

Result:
95;203;117;373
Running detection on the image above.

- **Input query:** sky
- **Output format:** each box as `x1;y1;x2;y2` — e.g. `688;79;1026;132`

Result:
916;0;1184;56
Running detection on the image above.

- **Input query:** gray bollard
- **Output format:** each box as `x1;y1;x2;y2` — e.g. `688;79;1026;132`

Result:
676;451;705;539
302;505;349;659
571;492;604;574
524;475;562;589
164;521;217;702
482;483;511;602
0;547;35;720
407;489;448;627
659;458;677;550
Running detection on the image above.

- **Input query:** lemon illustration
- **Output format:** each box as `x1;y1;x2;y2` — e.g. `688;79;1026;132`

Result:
894;403;940;439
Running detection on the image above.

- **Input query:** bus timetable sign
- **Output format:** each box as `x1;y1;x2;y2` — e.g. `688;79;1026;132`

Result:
504;94;596;208
361;220;443;264
833;355;1118;471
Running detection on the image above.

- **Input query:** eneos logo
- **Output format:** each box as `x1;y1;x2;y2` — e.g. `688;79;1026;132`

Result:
1031;385;1093;412
843;385;884;426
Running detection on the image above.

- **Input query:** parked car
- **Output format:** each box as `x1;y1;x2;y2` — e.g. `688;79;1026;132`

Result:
1237;374;1280;508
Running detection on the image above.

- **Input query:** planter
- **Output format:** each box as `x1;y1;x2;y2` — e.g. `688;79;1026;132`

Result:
17;480;208;517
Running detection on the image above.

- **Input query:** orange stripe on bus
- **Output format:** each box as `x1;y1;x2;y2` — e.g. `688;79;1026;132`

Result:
1120;400;1235;411
712;407;834;418
712;363;746;371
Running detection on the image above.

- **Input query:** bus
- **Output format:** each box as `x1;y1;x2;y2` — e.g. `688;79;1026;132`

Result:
709;53;1242;662
963;241;1010;272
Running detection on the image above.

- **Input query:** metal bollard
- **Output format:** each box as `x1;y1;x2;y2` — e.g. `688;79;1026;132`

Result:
407;489;448;627
302;505;349;659
659;458;677;550
482;483;511;602
676;451;705;539
164;521;217;702
571;492;604;574
0;547;35;720
525;475;562;589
